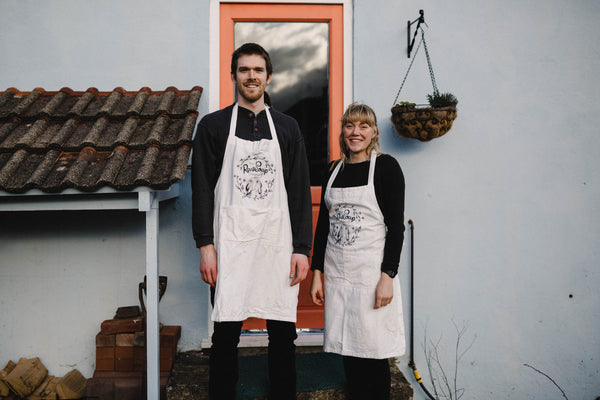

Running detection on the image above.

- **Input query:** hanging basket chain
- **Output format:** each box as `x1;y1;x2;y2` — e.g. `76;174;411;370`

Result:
421;30;439;95
391;23;457;142
392;27;440;106
392;36;423;106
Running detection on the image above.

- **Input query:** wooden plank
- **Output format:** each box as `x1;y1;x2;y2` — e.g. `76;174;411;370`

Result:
0;360;16;396
4;357;48;398
24;375;59;400
55;369;87;400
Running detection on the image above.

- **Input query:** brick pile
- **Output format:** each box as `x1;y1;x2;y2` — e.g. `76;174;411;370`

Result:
86;306;181;400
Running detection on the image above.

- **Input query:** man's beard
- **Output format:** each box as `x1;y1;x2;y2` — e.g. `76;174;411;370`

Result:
237;79;265;103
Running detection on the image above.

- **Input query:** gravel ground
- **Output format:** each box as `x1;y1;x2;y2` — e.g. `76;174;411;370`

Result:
166;347;413;400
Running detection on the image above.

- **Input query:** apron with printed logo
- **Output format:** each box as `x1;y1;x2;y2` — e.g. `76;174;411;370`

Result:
323;152;405;359
211;103;298;323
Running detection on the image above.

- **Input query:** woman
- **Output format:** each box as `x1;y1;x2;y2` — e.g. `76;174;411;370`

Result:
310;103;406;400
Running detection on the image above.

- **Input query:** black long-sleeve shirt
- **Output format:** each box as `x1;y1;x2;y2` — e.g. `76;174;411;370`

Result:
311;154;405;274
191;104;313;256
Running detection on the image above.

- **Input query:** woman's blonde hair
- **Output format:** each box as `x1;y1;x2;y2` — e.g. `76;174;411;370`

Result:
338;102;380;165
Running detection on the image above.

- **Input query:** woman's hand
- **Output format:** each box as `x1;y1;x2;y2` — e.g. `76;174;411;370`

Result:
310;270;325;306
374;272;394;309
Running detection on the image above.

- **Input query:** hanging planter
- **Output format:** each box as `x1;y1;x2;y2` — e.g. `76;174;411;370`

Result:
391;14;458;142
391;93;457;142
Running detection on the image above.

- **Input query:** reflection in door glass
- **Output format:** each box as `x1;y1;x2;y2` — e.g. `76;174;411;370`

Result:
235;22;329;186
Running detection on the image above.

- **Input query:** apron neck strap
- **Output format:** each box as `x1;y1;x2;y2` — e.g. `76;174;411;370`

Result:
367;151;378;184
326;160;343;192
228;103;278;146
228;103;239;138
326;151;378;191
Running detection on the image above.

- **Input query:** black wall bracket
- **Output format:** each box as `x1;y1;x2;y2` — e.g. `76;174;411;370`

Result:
407;9;426;58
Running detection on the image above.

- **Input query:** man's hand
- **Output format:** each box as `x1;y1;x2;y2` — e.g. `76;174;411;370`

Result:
289;253;309;286
374;272;394;309
199;244;218;288
310;269;324;306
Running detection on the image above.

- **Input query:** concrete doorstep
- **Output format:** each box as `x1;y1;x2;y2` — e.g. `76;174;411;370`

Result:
166;347;413;400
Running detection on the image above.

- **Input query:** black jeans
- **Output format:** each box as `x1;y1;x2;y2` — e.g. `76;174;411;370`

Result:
343;355;391;400
209;320;298;400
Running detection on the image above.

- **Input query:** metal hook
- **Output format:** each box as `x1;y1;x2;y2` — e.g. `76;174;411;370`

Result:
407;10;426;58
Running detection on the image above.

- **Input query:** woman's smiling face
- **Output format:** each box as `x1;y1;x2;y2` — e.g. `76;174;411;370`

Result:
343;120;375;163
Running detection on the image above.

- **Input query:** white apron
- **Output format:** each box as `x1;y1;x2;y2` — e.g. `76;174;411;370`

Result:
323;152;405;359
211;103;298;323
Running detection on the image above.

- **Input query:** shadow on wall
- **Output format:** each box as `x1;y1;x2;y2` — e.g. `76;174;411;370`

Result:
382;121;430;156
0;208;144;238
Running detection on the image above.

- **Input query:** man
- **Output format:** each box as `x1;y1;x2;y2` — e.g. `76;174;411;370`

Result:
191;43;312;400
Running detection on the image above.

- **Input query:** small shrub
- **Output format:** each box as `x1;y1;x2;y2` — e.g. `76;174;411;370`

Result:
427;92;458;108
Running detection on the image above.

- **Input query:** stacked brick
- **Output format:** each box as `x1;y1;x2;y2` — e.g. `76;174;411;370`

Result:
86;306;181;400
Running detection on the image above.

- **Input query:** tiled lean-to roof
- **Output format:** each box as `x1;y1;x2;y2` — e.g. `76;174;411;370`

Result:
0;86;202;194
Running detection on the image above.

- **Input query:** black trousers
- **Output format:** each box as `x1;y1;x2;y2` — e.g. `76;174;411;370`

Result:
208;318;297;400
343;355;391;400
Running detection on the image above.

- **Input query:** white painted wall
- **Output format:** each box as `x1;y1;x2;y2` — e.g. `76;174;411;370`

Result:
353;1;600;399
1;0;599;399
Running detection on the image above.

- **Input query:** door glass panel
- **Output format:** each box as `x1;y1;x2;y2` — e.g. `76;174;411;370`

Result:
235;22;329;186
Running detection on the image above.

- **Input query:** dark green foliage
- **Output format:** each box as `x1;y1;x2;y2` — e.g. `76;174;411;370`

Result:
427;92;458;108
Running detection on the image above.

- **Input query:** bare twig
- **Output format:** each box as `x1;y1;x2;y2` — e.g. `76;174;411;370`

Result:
452;319;476;400
422;320;476;400
422;327;443;398
523;363;569;400
430;337;452;398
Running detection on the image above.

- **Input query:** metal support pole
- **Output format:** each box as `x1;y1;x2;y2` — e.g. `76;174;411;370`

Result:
144;192;160;400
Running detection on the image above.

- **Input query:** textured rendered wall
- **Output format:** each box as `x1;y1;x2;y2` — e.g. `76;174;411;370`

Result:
353;0;600;399
1;1;599;399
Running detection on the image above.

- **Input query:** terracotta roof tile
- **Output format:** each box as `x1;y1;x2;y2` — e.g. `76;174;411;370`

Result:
0;86;202;194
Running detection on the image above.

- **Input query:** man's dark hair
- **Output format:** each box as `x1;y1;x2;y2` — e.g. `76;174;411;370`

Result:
231;43;273;77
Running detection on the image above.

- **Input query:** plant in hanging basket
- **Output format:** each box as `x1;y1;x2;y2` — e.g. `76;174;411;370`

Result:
426;92;458;108
391;92;458;141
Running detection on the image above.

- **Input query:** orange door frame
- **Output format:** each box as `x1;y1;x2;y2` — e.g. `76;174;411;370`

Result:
220;3;344;329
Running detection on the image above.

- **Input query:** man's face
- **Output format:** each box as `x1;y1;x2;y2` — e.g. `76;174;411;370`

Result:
231;54;272;104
